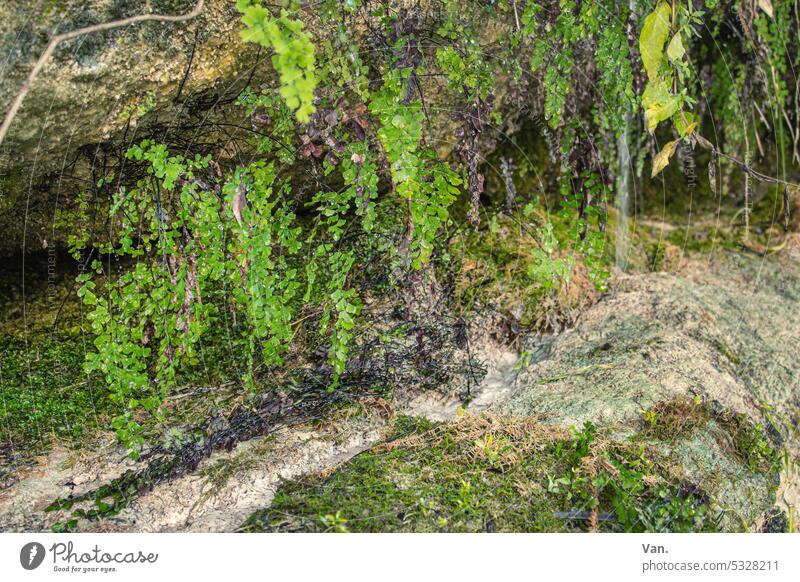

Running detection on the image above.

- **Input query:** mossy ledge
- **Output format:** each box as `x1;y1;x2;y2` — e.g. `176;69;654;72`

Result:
240;403;784;533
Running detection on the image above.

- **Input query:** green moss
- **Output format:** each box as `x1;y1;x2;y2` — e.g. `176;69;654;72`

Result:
639;395;712;441
0;331;115;450
449;214;544;320
715;413;782;476
240;415;721;533
448;211;601;331
711;339;741;366
666;227;736;254
0;268;119;455
635;396;782;529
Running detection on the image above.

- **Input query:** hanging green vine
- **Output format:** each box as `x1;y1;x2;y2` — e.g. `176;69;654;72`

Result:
60;0;800;455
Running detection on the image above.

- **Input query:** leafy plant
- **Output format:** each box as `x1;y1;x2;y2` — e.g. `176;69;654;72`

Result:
238;0;318;122
54;0;799;459
639;1;699;177
319;510;350;533
72;141;305;454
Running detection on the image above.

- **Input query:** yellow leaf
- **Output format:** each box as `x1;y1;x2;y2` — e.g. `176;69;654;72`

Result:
651;140;679;178
674;111;697;137
758;0;774;18
643;81;681;133
639;1;672;82
644;97;679;133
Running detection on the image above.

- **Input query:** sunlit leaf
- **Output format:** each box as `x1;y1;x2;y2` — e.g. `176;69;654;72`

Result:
651;139;679;178
642;81;681;133
666;34;685;63
673;111;697;137
639;1;672;82
758;0;774;18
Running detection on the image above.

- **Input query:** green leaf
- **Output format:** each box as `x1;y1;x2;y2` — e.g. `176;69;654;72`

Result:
639;1;672;82
642;81;681;133
666;34;685;63
237;6;317;123
651;139;679;178
673;111;697;137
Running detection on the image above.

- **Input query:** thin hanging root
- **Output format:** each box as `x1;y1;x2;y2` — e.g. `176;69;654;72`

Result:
784;185;791;232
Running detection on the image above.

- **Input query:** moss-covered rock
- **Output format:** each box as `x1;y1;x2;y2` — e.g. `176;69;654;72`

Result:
491;250;800;529
497;251;800;427
239;249;800;532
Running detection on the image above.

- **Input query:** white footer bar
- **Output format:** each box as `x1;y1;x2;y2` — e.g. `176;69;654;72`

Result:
1;533;797;581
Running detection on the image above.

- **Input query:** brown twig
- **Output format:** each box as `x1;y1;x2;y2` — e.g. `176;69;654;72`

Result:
0;0;205;147
694;133;800;190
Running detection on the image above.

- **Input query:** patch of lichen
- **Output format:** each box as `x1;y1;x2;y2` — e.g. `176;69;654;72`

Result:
240;414;722;533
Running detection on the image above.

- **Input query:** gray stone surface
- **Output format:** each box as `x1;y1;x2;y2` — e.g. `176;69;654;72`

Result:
498;251;800;425
493;247;800;530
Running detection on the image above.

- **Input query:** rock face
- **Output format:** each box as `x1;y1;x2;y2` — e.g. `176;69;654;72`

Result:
0;0;260;255
0;1;521;255
498;249;800;427
495;246;800;529
0;0;252;171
